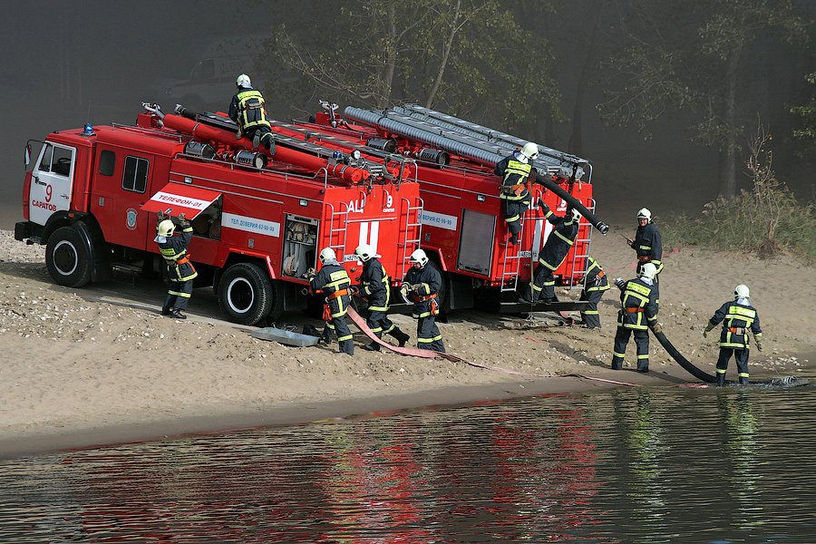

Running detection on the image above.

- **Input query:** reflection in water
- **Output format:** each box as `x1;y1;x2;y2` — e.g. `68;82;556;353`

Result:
1;386;815;542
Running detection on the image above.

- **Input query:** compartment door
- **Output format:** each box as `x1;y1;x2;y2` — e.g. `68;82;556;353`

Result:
456;209;495;275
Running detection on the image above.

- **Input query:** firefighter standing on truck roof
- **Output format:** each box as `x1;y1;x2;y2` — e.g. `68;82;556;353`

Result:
579;256;610;329
611;263;661;373
401;249;445;352
307;248;354;356
228;74;273;151
627;207;663;306
155;212;197;320
494;142;538;246
704;284;763;386
521;205;581;304
353;244;410;351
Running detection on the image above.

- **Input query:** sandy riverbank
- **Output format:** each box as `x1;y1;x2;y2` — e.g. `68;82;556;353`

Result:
1;227;813;458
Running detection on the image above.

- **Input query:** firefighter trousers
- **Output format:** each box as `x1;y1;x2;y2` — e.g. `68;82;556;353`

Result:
612;327;650;372
528;264;556;302
715;347;750;386
246;126;273;151
367;310;408;342
579;288;603;329
503;199;529;238
164;278;193;311
322;316;354;355
417;315;445;352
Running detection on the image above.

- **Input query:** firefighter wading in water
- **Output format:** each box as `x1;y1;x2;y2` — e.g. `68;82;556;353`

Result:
704;284;764;386
155;212;197;319
494;142;539;245
401;249;445;352
307;248;354;355
521;205;581;304
353;244;410;351
228;73;273;151
611;262;661;373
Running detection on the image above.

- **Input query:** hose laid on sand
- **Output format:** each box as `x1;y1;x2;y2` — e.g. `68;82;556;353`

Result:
652;330;716;383
345;307;636;387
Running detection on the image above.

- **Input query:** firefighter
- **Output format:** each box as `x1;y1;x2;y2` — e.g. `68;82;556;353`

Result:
155;212;197;319
353;243;410;351
627;207;663;305
611;262;660;373
521;205;581;304
704;284;763;386
579;256;610;329
401;249;445;352
228;74;273;151
494;142;538;245
307;248;354;355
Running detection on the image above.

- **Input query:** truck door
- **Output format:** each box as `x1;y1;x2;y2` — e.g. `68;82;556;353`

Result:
29;142;76;226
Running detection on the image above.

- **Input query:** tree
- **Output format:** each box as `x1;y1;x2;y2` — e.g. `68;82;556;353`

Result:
791;72;816;155
598;0;805;199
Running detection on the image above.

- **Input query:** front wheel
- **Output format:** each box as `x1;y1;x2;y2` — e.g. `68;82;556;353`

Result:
45;225;93;288
217;262;276;325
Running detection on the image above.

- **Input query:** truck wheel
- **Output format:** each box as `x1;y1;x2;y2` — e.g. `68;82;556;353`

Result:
217;262;274;325
45;226;93;288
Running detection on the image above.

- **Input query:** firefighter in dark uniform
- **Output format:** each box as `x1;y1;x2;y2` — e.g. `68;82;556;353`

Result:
353;243;410;351
494;142;538;245
611;263;661;373
228;73;273;151
521;206;581;304
627;207;663;306
307;248;354;355
155;213;197;319
579;256;610;329
704;284;763;386
401;249;445;352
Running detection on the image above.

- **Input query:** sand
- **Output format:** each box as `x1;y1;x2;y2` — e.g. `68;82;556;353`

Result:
1;227;813;457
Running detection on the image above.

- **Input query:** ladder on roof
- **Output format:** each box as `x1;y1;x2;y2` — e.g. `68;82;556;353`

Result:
325;202;351;260
398;196;424;279
565;197;596;288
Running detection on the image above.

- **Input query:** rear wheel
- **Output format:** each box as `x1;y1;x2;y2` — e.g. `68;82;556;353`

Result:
45;226;93;287
217;262;278;325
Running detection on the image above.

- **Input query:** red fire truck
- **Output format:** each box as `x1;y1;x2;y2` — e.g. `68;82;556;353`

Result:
274;102;606;313
15;104;423;325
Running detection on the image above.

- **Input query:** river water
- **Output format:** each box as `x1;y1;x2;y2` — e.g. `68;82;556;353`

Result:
1;384;814;543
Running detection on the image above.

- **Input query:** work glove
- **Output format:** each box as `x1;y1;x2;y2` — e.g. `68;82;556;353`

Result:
651;322;663;334
399;283;413;302
755;333;764;351
614;277;625;289
703;322;715;338
349;285;360;296
626;238;635;248
157;211;168;222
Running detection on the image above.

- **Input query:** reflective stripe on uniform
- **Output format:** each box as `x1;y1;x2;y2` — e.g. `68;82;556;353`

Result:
418;334;443;343
553;230;575;245
337;334;353;342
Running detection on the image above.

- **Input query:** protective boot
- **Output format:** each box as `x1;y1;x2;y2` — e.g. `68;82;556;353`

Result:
318;326;333;345
738;376;749;385
169;309;186;319
715;372;726;387
161;306;172;316
339;340;354;356
362;342;380;351
391;328;410;347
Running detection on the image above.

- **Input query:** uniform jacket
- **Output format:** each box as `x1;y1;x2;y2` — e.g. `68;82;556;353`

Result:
617;277;658;330
583;256;610;293
634;222;663;271
404;262;442;318
359;257;391;312
709;300;762;349
494;152;531;201
538;209;579;270
229;86;271;131
309;262;351;318
158;221;198;282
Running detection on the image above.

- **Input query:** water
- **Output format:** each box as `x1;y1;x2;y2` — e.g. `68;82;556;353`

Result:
1;386;815;543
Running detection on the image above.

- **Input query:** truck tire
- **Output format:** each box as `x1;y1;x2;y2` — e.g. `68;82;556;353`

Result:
217;262;274;325
45;226;93;288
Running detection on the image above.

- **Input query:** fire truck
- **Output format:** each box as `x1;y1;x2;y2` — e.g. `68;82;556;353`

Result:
15;104;423;325
274;102;607;313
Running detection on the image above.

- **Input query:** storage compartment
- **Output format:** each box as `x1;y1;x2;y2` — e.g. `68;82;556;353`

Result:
457;209;495;275
282;215;318;278
190;196;223;240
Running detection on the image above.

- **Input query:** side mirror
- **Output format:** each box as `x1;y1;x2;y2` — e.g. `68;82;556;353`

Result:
24;144;31;168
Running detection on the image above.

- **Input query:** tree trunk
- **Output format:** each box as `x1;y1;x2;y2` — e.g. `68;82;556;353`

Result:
380;3;398;108
567;17;599;155
425;0;461;109
718;43;742;199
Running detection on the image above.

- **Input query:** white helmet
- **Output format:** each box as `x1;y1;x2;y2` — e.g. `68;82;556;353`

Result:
734;284;750;298
571;208;582;223
409;249;428;267
156;219;175;238
639;262;657;280
521;142;539;160
637;208;652;221
236;74;251;88
319;247;337;264
354;243;375;262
